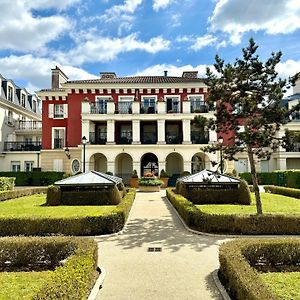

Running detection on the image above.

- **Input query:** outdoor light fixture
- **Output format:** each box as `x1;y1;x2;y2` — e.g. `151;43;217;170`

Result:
82;136;87;173
64;147;71;159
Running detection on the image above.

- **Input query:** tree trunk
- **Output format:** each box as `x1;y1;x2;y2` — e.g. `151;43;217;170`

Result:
247;145;263;214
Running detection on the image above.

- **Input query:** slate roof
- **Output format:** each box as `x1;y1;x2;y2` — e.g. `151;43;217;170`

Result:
55;171;123;186
66;76;205;85
178;169;240;184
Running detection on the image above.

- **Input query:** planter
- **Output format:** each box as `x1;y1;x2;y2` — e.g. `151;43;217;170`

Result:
139;185;161;192
129;178;139;188
160;178;169;188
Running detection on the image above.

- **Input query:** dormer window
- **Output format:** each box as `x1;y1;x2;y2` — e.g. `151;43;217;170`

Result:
8;86;13;102
32;99;37;112
21;94;26;107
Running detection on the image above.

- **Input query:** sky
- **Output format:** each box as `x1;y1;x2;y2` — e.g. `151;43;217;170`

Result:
0;0;300;93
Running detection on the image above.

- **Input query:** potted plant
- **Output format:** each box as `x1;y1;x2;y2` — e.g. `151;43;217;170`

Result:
138;172;163;192
159;169;169;188
129;170;139;188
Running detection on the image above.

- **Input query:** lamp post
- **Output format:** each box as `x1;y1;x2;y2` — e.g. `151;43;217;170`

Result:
218;136;224;174
82;136;87;173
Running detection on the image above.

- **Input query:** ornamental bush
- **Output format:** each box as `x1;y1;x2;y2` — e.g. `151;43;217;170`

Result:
0;177;15;191
264;185;300;199
138;178;163;186
0;187;47;202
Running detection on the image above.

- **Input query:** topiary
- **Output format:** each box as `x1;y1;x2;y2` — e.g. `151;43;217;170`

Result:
46;185;61;206
131;170;138;178
160;169;169;178
238;180;251;205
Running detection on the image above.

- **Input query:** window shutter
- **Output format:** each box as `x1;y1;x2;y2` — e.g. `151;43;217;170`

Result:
48;104;54;118
63;104;68;118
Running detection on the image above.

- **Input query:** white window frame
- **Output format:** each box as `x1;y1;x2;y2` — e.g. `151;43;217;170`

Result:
32;99;37;112
7;85;13;102
21;93;26;107
52;127;66;149
54;104;64;119
188;94;205;102
11;161;21;172
164;95;180;112
118;96;134;102
24;161;34;172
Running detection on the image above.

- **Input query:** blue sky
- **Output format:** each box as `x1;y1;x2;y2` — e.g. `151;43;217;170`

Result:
0;0;300;93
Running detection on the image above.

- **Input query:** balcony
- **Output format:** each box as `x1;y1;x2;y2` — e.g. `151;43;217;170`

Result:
286;142;300;152
90;102;107;114
191;131;209;144
16;121;42;130
117;101;132;114
117;136;132;144
4;141;41;151
191;100;209;113
141;132;157;144
140;104;156;114
89;132;107;144
166;134;183;144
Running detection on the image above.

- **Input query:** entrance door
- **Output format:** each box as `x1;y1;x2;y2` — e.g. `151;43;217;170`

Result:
141;153;159;176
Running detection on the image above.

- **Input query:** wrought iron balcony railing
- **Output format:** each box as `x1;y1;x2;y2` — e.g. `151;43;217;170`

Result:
4;141;41;151
141;132;157;144
190;100;209;113
140;104;156;114
16;121;42;130
89;132;107;144
90;102;107;114
117;101;132;114
191;131;209;144
166;134;183;144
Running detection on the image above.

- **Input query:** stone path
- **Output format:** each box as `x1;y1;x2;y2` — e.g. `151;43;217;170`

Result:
95;190;228;300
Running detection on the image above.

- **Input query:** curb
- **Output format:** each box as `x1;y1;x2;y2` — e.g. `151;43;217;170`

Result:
88;266;106;300
212;270;231;300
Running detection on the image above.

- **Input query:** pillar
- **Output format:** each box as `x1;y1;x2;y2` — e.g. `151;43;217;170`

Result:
82;120;90;141
183;161;192;173
157;119;166;144
182;119;191;144
132;101;140;114
107;161;115;174
182;99;191;114
106;120;115;144
277;158;287;171
132;120;141;144
107;99;115;114
209;129;217;143
159;160;166;174
81;99;90;114
157;101;166;114
133;161;141;177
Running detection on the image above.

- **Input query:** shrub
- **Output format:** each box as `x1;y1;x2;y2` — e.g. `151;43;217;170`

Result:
180;171;191;177
0;177;15;191
0;236;97;300
0;189;136;236
0;187;47;202
46;185;61;206
138;178;163;186
160;169;169;178
238;180;251;205
166;188;300;235
264;185;300;199
219;239;300;300
131;170;138;178
105;171;113;176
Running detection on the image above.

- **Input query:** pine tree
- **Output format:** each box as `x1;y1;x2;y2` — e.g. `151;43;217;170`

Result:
202;38;298;214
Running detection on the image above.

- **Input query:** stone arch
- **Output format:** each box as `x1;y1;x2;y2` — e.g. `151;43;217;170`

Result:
115;153;133;184
90;153;107;173
141;152;159;176
191;152;211;173
166;152;184;176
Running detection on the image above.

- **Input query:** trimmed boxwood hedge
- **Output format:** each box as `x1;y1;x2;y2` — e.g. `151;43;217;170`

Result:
264;185;300;199
0;172;65;186
0;236;97;299
0;187;48;202
0;188;136;236
219;239;300;300
166;188;300;234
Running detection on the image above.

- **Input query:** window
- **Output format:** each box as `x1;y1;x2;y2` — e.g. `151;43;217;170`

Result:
54;104;64;118
141;96;156;114
25;137;32;144
71;159;81;174
11;161;21;172
32;100;37;112
21;94;26;107
165;96;180;113
24;161;34;172
118;96;133;114
8;86;13;102
91;97;109;114
189;95;207;113
53;128;65;149
7;111;13;126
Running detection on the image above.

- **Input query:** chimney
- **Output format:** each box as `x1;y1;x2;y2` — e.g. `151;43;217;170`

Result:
51;66;68;89
182;71;198;79
164;70;168;77
100;72;117;79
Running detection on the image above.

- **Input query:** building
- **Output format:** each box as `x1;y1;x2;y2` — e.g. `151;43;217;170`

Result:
0;74;42;171
38;67;223;182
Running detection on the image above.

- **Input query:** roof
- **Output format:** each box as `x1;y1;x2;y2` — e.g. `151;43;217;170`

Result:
55;171;123;186
66;76;205;85
178;169;240;184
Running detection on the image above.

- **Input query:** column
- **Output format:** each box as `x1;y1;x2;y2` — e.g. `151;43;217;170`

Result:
182;99;191;114
81;99;90;114
82;120;90;141
159;160;166;174
106;120;115;144
157;101;166;114
209;129;217;143
132;101;140;114
107;161;115;174
133;161;141;177
107;99;115;114
182;119;191;144
183;161;192;173
277;158;287;170
132;120;141;144
157;119;166;144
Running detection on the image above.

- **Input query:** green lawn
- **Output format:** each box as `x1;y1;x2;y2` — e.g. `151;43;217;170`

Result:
0;194;117;218
197;193;300;215
260;272;300;300
0;271;51;300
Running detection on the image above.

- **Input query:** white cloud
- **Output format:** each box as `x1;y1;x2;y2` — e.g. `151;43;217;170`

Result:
190;34;218;51
210;0;300;44
57;33;170;65
0;55;97;92
0;0;71;51
153;0;175;11
24;0;80;10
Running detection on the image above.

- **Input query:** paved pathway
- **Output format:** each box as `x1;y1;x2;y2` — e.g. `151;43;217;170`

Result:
95;190;228;300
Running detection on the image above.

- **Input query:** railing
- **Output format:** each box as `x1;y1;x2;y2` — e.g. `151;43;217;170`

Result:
54;138;64;149
141;132;157;144
191;100;209;113
117;101;132;114
191;131;209;144
140;104;156;114
16;121;42;130
166;134;182;144
286;142;300;152
167;104;180;113
89;132;107;144
116;136;132;144
90;102;107;114
4;141;41;151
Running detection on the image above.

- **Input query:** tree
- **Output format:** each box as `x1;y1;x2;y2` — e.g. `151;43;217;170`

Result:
201;38;298;214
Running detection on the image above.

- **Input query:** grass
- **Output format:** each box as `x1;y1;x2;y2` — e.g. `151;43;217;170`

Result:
0;271;51;300
197;193;300;215
260;272;300;300
0;194;117;218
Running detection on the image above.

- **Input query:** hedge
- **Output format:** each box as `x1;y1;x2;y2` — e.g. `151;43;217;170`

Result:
240;170;300;189
166;188;300;234
0;187;48;202
0;188;136;236
0;177;15;191
0;172;65;186
219;239;300;300
0;236;97;299
264;185;300;198
176;179;251;205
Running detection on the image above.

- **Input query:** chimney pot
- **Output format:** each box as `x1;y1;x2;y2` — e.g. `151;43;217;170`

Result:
164;70;168;77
